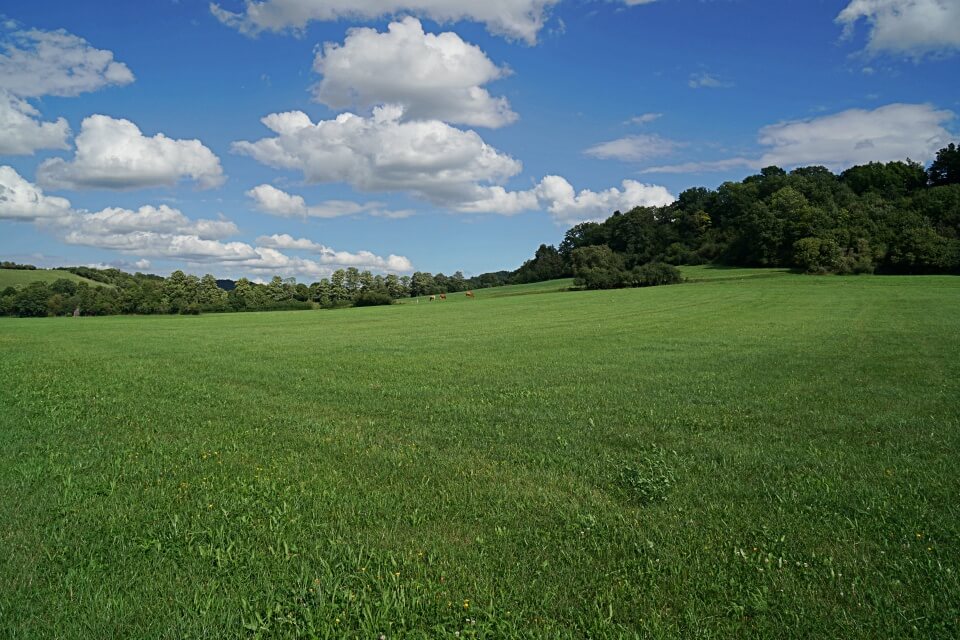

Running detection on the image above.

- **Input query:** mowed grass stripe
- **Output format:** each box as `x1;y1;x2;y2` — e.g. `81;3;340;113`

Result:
1;272;958;638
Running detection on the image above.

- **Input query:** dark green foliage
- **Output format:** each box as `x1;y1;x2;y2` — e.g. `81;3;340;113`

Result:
12;282;50;317
513;244;566;283
928;143;960;187
572;246;680;290
794;237;843;273
0;261;37;269
842;160;927;198
512;144;960;281
353;290;394;307
631;262;682;286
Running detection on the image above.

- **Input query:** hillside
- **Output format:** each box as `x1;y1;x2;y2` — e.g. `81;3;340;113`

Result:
0;268;106;289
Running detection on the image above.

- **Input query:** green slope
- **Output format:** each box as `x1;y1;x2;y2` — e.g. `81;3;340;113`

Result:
0;269;105;289
1;271;957;638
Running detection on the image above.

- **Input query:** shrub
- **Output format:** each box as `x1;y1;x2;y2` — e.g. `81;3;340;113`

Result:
353;291;394;307
631;262;682;286
794;237;843;273
574;267;625;290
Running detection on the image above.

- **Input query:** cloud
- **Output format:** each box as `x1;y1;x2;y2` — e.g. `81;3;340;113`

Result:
256;233;414;271
688;72;733;89
60;209;411;275
0;27;134;98
313;17;516;128
246;184;407;218
0;165;72;221
641;158;757;174
533;176;674;225
628;112;662;125
454;185;540;216
210;0;560;44
1;166;411;278
457;176;675;225
233;106;521;206
837;0;960;57
65;205;238;239
585;134;683;162
641;103;955;174
37;115;225;190
0;91;70;155
756;103;954;168
62;230;261;262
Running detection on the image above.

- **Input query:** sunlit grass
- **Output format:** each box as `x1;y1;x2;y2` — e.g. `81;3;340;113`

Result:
0;269;105;289
1;270;958;638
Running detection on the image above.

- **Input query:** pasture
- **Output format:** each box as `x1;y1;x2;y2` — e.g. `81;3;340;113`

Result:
0;268;104;289
0;270;958;638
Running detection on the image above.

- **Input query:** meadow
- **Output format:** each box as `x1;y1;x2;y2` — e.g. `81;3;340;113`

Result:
0;268;104;289
0;270;958;638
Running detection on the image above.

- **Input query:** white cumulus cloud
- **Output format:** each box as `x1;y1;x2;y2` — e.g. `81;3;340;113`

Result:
246;184;404;218
256;233;414;271
534;176;675;225
757;103;954;169
0;165;72;221
0;27;134;98
314;17;516;128
37;115;225;190
66;205;238;240
0;91;70;155
0;166;411;279
643;103;955;174
456;176;675;225
233;106;521;206
210;0;560;44
837;0;960;57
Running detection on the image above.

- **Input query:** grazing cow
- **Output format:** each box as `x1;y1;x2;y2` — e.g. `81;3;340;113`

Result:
439;293;447;301
465;291;475;299
429;295;436;301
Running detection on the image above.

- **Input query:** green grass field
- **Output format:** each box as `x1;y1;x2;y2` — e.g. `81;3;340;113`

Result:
0;268;105;289
1;271;958;638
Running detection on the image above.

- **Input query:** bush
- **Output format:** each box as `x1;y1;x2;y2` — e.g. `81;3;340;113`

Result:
574;267;625;290
353;291;394;307
793;237;843;273
630;262;682;286
575;262;682;290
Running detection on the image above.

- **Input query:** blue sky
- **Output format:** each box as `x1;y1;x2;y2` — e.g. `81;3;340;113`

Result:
1;0;958;280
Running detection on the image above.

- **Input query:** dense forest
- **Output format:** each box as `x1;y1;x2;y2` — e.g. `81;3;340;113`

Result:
515;143;960;288
2;144;958;317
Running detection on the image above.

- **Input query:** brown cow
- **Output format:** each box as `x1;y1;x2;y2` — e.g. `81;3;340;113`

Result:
439;293;447;300
465;291;475;298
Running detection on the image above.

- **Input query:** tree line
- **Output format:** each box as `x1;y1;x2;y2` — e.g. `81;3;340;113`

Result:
513;143;960;288
0;265;509;317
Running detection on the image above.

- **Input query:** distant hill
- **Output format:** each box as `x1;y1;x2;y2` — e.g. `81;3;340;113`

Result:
0;268;106;290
